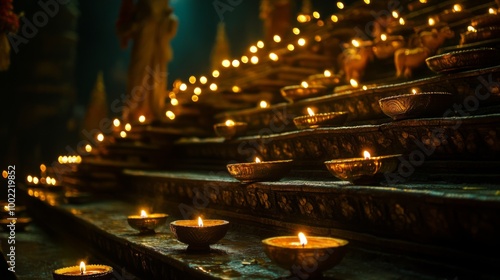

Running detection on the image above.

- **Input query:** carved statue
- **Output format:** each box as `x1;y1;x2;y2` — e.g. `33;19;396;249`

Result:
395;26;454;78
342;45;374;82
116;0;178;123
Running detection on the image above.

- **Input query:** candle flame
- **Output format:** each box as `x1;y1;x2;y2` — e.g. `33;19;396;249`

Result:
140;210;147;218
489;8;497;15
324;70;332;77
80;261;86;274
351;39;360;47
225;120;235;126
307;107;315;116
259;100;269;108
298;232;307;246
364;151;371;159
350;79;359;88
139;115;146;123
467;25;476;32
399;17;405;25
255;157;262;163
452;4;462;12
301;81;309;88
428;17;435;26
198;216;203;227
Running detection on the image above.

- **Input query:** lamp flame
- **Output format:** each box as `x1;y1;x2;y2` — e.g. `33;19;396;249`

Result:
140;210;147;218
301;81;309;88
255;157;262;163
363;151;371;159
307;107;315;116
225;120;235;126
324;70;332;77
198;217;203;227
350;79;359;88
380;34;387;41
298;232;307;247
80;261;86;275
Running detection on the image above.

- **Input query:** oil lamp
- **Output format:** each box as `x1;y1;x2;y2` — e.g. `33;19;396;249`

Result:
53;261;113;280
127;210;168;234
170;216;230;251
227;157;293;183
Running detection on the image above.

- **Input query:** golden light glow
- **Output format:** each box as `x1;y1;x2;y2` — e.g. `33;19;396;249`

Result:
120;131;127;138
301;81;309;88
180;83;187;91
198;217;203;227
399;18;405;25
314;35;322;42
40;164;46;172
171;98;179;106
259;100;269;108
364;151;371;159
428;17;436;26
411;88;420;94
138;115;146;123
75;156;82;164
257;41;264;48
351;39;360;47
189;76;196;84
113;118;120;127
298;38;306;46
210;83;218;91
85;144;92;153
297;14;308;23
200;76;208;84
337;2;344;9
140;210;147;218
489;8;497;15
232;85;241;93
362;85;368;90
225;120;235;126
364;0;370;4
250;56;259;64
212;70;220;78
467;26;476;32
324;70;332;77
287;44;295;51
51;178;57;185
419;0;427;3
194;87;202;95
125;123;132;131
307;107;315;116
191;95;199;102
97;133;104;142
350;79;359;88
1;171;7;179
298;232;308;246
292;27;300;35
166;110;175;120
241;56;249;63
273;35;281;43
255;157;262;163
222;59;231;67
250;45;258;53
269;52;279;61
33;177;39;185
331;15;339;22
392;11;399;18
58;156;63;164
61;156;68;164
452;4;463;12
80;262;86;274
232;59;240;67
381;34;387;41
27;175;33;183
313;11;320;19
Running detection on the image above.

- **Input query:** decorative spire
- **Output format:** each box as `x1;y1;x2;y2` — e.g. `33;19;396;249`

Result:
83;71;109;133
210;22;231;71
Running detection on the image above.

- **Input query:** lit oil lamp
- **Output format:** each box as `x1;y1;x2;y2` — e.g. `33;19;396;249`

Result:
372;34;404;60
52;261;113;280
127;210;168;234
324;151;401;185
262;232;348;279
439;4;470;23
306;70;342;87
213;119;248;140
293;107;348;129
379;91;454;120
280;83;327;103
227;156;293;183
169;216;230;251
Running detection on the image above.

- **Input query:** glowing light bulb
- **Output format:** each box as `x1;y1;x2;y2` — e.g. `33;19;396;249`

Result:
399;18;405;25
301;81;309;88
352;39;360;47
241;56;249;63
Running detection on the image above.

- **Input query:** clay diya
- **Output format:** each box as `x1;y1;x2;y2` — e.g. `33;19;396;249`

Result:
460;26;500;45
170;217;229;251
306;70;342;87
262;232;348;279
372;34;405;60
127;210;168;234
378;92;454;120
324;151;401;185
280;83;327;103
53;262;113;280
213;119;248;140
227;157;293;183
293;107;348;129
426;48;500;74
470;11;500;29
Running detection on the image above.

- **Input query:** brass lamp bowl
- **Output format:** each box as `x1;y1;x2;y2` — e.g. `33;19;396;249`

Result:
262;236;348;279
293;112;348;129
53;264;114;280
460;26;500;45
372;36;404;60
378;92;453;121
280;85;327;103
470;13;500;29
324;155;402;185
426;48;500;74
213;122;248;140
306;74;342;87
227;159;293;183
127;213;168;234
170;219;230;251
